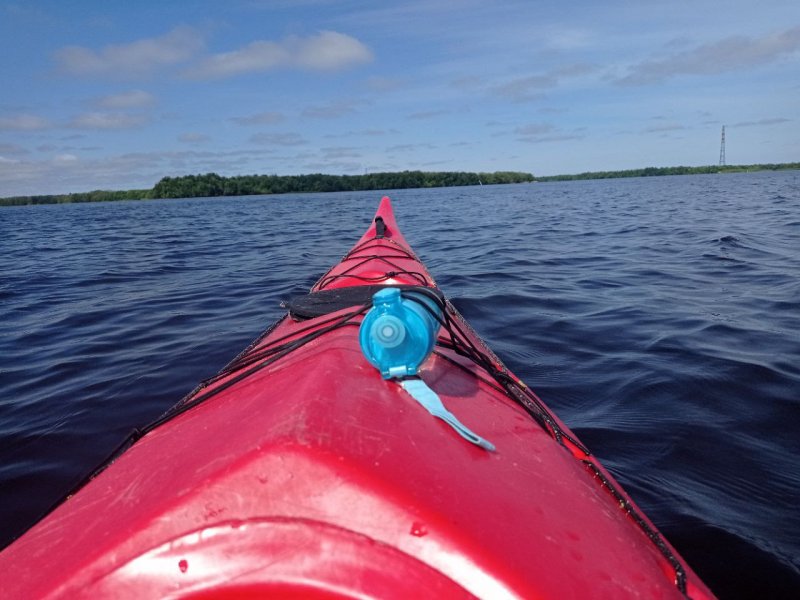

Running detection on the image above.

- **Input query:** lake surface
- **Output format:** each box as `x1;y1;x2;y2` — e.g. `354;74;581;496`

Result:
1;172;799;597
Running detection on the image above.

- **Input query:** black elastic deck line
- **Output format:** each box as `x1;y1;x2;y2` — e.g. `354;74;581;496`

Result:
285;285;444;321
315;267;430;291
407;287;589;456
314;235;431;291
403;287;689;595
9;240;694;593
12;305;369;549
345;235;417;259
312;234;425;291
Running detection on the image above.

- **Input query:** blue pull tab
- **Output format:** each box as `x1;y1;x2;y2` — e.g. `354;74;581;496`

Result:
401;379;496;452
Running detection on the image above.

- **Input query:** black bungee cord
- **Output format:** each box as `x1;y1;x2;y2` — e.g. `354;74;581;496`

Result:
11;235;690;593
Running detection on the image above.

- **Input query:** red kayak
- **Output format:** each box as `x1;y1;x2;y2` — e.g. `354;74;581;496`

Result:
0;196;713;598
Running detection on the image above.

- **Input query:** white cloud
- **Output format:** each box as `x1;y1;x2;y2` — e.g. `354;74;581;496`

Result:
0;143;29;155
0;147;282;196
178;132;211;143
230;111;285;126
733;117;792;127
249;132;307;145
94;90;156;109
450;76;482;90
512;122;585;144
544;27;593;51
291;31;373;70
302;99;363;119
386;142;436;154
54;153;79;164
185;31;372;79
408;109;450;120
493;75;556;102
492;64;596;102
515;123;555;136
517;133;584;144
54;26;203;78
365;76;404;92
0;113;51;130
324;128;399;139
68;112;150;130
320;146;361;159
619;25;800;85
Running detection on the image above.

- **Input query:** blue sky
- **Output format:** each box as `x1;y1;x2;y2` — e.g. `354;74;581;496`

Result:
0;0;798;196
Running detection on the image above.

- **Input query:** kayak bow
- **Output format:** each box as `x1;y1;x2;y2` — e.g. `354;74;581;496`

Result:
0;196;713;599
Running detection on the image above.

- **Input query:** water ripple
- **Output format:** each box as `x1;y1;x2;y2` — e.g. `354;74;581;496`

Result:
1;173;799;596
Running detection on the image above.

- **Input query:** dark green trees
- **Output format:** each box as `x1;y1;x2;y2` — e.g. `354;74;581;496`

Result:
147;170;535;199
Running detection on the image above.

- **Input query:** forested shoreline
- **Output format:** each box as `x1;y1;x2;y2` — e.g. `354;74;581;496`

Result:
0;170;533;206
1;163;797;206
536;162;800;181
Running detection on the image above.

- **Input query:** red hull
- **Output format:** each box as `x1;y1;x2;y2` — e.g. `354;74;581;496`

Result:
0;197;713;599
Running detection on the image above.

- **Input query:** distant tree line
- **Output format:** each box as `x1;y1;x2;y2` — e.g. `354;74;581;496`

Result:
149;170;535;199
536;163;800;181
0;170;534;206
2;163;799;205
0;189;151;206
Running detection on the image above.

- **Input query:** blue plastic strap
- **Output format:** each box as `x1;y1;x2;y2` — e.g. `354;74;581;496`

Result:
400;378;495;452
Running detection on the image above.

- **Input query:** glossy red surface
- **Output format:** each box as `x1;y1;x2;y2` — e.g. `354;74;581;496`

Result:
0;197;714;599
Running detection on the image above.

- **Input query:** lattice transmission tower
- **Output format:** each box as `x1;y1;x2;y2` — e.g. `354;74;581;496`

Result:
719;125;726;166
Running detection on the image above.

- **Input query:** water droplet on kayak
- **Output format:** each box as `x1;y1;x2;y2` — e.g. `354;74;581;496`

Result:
410;521;428;537
179;559;188;573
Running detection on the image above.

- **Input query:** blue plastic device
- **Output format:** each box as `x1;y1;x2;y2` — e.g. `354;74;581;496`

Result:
359;287;495;451
359;287;441;379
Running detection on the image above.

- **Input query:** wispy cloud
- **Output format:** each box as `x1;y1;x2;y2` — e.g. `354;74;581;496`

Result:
450;76;482;90
94;90;156;109
408;109;450;120
323;128;399;138
618;25;800;85
365;76;404;92
517;133;584;144
230;111;286;126
54;26;203;78
0;143;29;155
54;153;79;164
386;142;436;154
544;26;593;51
51;28;371;82
302;99;363;119
185;31;372;79
68;112;150;130
492;75;554;102
0;113;52;130
178;132;211;143
644;123;687;133
492;64;596;102
249;132;307;146
513;122;584;144
0;147;283;196
515;123;555;137
733;117;792;128
320;146;362;159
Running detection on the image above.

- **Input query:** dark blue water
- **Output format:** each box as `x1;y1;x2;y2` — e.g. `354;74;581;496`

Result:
2;172;799;597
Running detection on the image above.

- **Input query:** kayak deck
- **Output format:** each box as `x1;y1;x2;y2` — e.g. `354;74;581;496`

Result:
0;197;713;599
